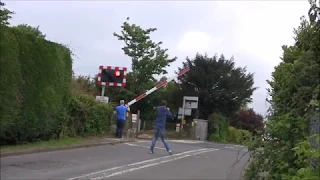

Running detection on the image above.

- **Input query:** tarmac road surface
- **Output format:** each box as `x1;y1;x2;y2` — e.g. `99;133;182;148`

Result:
1;139;249;180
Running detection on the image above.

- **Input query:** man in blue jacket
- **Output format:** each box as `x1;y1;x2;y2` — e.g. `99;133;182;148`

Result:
149;100;173;155
115;100;130;139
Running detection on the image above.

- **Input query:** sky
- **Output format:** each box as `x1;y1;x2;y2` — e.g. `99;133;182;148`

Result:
3;0;310;116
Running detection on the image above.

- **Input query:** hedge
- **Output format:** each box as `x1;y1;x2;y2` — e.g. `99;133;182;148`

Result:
0;25;114;145
0;25;73;144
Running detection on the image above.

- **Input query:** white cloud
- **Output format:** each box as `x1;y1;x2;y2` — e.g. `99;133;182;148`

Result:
177;31;223;53
202;1;309;116
212;1;309;68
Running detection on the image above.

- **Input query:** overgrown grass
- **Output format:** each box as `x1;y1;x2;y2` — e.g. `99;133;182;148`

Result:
139;129;196;140
166;130;192;139
0;137;86;153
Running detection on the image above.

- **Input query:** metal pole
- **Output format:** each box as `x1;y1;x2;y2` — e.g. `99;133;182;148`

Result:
137;110;141;132
101;85;106;97
181;97;186;131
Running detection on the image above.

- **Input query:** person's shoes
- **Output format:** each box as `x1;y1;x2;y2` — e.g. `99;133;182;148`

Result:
168;150;173;155
149;150;154;154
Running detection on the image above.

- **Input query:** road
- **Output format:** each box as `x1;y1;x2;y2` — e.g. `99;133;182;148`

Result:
1;139;249;180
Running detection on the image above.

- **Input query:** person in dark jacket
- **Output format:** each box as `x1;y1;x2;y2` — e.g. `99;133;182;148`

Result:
149;100;173;155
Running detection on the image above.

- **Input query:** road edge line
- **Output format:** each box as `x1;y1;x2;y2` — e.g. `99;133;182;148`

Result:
0;140;135;158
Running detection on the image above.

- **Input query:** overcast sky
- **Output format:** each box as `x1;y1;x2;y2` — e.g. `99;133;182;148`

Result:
4;0;309;116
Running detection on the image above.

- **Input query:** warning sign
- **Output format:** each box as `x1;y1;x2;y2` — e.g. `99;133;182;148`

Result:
95;96;109;103
132;114;137;122
176;123;180;132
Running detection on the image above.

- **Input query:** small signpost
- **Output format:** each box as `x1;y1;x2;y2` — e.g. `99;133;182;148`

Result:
95;96;109;103
180;96;199;130
176;123;180;133
132;114;137;123
178;108;192;119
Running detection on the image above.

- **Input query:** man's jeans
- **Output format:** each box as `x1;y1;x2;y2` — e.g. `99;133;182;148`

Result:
150;127;170;151
116;119;125;138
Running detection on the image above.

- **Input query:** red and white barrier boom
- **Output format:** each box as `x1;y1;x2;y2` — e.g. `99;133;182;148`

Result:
127;67;190;107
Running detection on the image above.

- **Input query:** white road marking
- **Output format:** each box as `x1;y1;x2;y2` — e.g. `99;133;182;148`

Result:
124;143;140;147
225;145;245;149
136;140;148;143
169;140;204;144
235;145;245;148
90;148;219;180
225;146;235;149
65;148;216;180
124;143;166;150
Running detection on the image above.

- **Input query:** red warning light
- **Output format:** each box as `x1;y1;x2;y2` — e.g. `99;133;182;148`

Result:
114;70;121;77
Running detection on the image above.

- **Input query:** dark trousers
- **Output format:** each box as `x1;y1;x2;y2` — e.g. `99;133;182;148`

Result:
116;119;125;138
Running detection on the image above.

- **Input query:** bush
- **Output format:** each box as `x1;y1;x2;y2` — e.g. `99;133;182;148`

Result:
239;129;252;142
227;126;252;144
67;93;114;137
207;112;252;144
229;108;264;135
244;113;319;180
208;112;229;142
209;134;222;142
227;126;242;144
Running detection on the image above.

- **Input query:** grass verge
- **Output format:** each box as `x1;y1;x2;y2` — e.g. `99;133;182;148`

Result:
139;130;197;140
0;137;86;154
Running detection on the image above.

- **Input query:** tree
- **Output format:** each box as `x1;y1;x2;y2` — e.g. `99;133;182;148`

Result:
178;53;257;118
71;75;98;96
159;81;182;112
0;2;14;26
113;17;177;120
308;0;320;26
113;17;177;91
229;108;264;135
159;76;167;82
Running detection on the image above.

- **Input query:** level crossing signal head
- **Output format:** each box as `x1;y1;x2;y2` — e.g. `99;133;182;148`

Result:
97;66;127;87
101;69;123;83
114;70;121;77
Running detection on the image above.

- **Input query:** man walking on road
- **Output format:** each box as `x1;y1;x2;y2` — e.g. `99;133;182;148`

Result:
115;100;130;139
149;100;173;155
